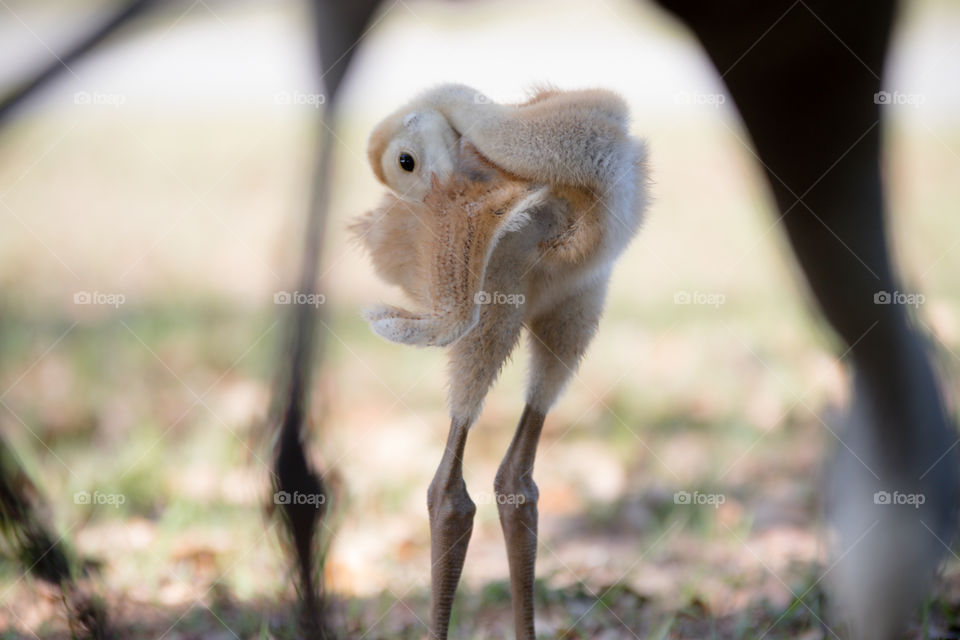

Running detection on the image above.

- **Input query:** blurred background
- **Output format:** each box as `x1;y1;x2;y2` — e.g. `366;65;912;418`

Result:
0;0;958;637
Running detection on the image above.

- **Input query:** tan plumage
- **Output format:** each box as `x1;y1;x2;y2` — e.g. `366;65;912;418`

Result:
354;84;649;423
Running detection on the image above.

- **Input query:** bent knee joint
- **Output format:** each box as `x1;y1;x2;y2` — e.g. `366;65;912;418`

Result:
494;467;539;513
428;481;477;523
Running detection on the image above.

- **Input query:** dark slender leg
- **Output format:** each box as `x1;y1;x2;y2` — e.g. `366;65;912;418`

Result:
428;419;476;639
656;1;958;636
495;405;547;640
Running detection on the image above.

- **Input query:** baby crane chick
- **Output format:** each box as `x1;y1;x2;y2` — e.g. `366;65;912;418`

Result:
353;85;649;640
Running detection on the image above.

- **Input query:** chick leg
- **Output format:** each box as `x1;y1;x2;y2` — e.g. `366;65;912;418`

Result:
495;404;547;640
427;418;475;639
496;284;607;638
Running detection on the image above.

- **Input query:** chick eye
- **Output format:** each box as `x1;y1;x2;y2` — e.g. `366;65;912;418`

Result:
398;152;416;172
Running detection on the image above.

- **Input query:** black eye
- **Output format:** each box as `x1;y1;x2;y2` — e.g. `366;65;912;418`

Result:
398;152;415;172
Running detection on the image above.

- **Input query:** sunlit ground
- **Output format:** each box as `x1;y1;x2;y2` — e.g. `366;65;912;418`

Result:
1;0;959;638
